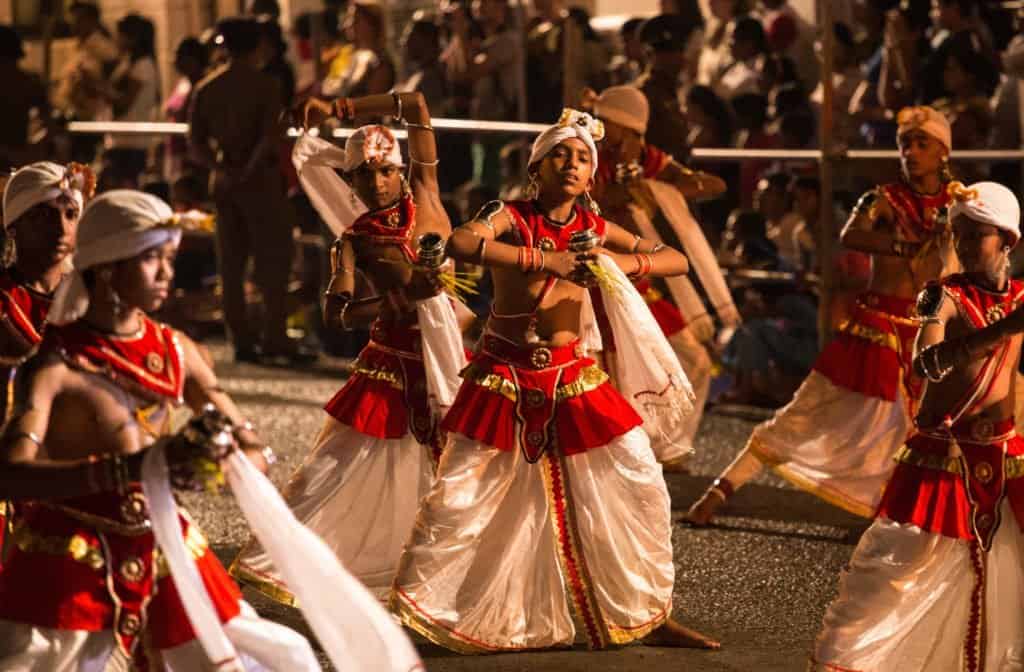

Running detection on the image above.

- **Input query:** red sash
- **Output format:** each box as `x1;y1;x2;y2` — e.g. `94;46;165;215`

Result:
342;194;418;263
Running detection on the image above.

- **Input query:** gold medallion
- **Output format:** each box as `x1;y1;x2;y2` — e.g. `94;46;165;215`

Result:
146;352;165;374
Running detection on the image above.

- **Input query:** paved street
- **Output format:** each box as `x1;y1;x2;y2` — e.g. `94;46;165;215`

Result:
191;342;870;672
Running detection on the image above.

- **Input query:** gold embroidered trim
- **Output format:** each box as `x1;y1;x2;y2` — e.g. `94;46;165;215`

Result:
836;320;899;351
1004;455;1024;480
643;286;663;303
606;605;671;645
230;561;298;607
465;365;608;403
351;362;404;391
855;298;919;326
894;444;962;474
12;522;105;570
155;524;208;579
391;589;506;655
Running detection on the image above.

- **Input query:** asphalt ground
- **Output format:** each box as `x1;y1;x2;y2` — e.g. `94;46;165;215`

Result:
189;343;870;672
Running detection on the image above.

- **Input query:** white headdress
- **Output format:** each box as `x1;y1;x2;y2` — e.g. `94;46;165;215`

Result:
3;162;93;228
49;190;182;325
948;181;1021;247
528;109;605;177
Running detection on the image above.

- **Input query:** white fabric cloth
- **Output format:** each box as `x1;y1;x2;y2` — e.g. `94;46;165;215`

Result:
233;418;434;602
292;133;365;237
393;427;673;651
48;190;180;325
949;181;1022;246
224;447;423;672
812;505;1024;671
745;370;911;517
416;294;468;413
593;254;693;451
528;109;604;177
3;162;85;228
644;180;738;326
142;446;245;670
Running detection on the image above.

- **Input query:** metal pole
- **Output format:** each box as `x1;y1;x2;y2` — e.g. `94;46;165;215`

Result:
817;0;835;349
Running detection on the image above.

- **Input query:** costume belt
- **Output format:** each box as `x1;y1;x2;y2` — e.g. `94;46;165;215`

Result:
481;334;585;370
367;318;421;358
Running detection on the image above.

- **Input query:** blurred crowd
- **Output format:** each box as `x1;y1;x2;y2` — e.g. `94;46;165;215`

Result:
1;0;1023;402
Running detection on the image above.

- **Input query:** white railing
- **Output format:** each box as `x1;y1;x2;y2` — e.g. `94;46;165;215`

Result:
68;120;1024;162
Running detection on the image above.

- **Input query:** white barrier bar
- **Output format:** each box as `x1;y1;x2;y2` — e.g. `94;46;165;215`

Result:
67;120;1024;161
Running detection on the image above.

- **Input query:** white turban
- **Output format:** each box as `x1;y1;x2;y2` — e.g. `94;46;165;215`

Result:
2;162;88;228
49;190;182;325
948;181;1021;247
343;124;404;172
529;109;605;178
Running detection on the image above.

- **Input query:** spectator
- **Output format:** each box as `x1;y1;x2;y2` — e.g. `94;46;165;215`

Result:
932;32;998;144
878;0;932;111
526;0;606;121
259;16;296;108
189;17;311;365
767;80;807;123
684;84;734;148
754;170;802;268
437;2;480;193
200;26;229;70
714;15;767;101
322;1;394;98
56;1;118;163
757;0;818;93
292;8;342;96
810;23;864;148
608;17;647;86
163;37;208;183
659;0;705;82
246;0;281;18
778;108;817;151
636;13;698;161
467;0;523;190
0;25;51;171
398;19;446;112
732;92;779;206
102;14;159;187
697;0;751;89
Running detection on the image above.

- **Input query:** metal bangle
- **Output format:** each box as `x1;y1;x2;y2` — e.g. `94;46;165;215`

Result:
391;91;403;122
10;431;43;448
631;234;642;253
404;121;434;132
409;157;440;166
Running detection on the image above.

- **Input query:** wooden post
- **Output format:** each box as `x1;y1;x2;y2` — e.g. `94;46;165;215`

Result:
817;0;835;349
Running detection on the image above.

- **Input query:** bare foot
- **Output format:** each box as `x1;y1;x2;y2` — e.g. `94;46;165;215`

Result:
685;489;726;526
644;618;720;649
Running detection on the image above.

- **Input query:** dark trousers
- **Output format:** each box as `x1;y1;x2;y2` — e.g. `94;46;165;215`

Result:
213;170;295;352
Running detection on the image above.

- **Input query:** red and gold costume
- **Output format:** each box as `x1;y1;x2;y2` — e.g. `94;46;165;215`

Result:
0;270;54;571
392;200;675;652
0;316;290;667
232;194;462;604
813;276;1024;672
717;180;953;518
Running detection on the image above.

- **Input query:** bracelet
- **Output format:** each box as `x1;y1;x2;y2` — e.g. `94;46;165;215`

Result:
10;431;43;448
404;121;434;132
629;253;653;278
409;157;440;166
518;247;543;273
651;243;665;253
324;290;353;300
631;234;642;253
478;239;488;264
538;249;546;272
391;91;403;122
919;344;953;382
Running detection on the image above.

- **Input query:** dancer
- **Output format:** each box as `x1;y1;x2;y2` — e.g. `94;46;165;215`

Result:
232;91;466;604
392;109;719;652
812;181;1024;672
0;189;319;670
590;85;737;470
0;161;90;569
688;105;956;523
